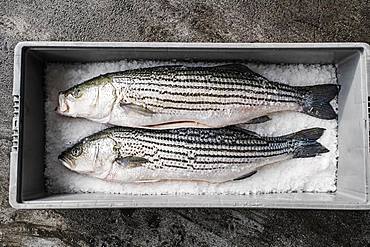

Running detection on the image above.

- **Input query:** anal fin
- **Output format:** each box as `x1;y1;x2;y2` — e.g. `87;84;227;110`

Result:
245;115;271;124
233;170;257;181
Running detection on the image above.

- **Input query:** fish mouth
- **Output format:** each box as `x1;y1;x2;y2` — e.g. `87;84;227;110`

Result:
58;154;75;170
56;93;70;114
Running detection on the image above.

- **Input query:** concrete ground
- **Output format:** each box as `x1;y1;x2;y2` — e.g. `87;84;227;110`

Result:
0;0;370;246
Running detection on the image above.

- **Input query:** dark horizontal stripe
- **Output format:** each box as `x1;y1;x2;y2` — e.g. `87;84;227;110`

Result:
130;80;302;97
157;157;224;170
132;136;289;153
137;94;297;108
136;143;290;159
139;129;277;143
195;150;290;161
151;164;164;169
133;89;299;103
122;78;302;100
156;145;291;158
113;128;291;148
146;102;260;110
130;86;301;103
137;134;269;147
156;163;189;170
117;70;266;86
137;130;276;144
114;128;290;146
141;100;296;111
114;68;301;94
157;150;290;169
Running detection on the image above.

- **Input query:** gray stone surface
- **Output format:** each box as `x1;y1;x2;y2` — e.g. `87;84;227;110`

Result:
0;0;369;246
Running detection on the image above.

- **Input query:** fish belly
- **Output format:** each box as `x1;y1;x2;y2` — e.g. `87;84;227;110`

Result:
108;154;290;183
108;101;300;128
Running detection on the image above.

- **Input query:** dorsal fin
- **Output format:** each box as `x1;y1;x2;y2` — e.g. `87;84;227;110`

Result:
214;64;269;80
215;63;251;72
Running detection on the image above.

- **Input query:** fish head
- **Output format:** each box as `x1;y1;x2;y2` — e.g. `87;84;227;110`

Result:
56;75;116;121
58;134;118;177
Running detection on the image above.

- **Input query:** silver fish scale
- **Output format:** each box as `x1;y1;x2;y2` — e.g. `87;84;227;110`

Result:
108;127;296;171
113;65;304;112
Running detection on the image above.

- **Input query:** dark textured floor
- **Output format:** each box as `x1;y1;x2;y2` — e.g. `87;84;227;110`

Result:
1;0;370;246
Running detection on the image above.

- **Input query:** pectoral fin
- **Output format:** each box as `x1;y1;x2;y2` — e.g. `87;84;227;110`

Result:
120;102;155;116
115;156;149;168
233;170;257;181
245;115;271;124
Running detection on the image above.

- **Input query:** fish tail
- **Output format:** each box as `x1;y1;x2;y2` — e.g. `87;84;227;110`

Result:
298;84;340;120
282;128;329;158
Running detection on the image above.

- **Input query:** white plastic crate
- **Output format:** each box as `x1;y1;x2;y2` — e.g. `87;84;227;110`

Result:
9;42;370;209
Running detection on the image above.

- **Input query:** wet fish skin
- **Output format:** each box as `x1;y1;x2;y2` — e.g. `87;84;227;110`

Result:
58;127;329;183
56;64;339;128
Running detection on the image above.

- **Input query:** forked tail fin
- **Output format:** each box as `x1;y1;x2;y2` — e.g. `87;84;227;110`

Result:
282;128;329;158
298;84;340;120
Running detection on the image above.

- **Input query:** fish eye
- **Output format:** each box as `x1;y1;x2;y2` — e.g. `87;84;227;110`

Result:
71;146;82;157
71;89;82;98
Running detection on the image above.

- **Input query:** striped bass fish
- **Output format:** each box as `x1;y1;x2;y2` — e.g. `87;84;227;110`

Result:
58;127;329;183
56;64;339;129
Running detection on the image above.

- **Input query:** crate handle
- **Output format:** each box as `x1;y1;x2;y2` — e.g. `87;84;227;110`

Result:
12;95;19;152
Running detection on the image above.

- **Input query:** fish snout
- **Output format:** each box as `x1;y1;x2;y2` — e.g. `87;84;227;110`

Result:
56;93;70;114
58;153;76;170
